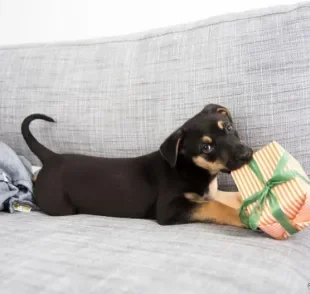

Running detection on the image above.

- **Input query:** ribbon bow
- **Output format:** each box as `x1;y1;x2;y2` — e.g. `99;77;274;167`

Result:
239;151;310;235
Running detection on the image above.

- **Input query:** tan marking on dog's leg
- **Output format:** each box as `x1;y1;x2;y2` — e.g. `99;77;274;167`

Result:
202;136;212;143
190;201;244;227
193;156;225;175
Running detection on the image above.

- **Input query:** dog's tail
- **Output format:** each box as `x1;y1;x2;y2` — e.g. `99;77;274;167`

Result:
22;114;57;163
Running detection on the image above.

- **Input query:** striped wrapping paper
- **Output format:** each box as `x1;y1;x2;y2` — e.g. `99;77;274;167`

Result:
232;141;310;240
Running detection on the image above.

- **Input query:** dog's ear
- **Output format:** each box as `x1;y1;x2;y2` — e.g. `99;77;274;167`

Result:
203;104;233;122
160;129;183;167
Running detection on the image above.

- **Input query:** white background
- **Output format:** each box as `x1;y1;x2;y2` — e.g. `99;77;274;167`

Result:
0;0;300;46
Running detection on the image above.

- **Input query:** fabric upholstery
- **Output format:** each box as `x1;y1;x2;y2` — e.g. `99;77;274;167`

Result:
1;212;310;294
0;3;310;293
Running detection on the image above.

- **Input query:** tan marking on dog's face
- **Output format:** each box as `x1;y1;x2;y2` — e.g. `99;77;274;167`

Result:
217;121;224;130
193;156;225;174
201;136;212;143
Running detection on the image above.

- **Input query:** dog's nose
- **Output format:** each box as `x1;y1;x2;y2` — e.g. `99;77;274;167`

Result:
236;146;253;162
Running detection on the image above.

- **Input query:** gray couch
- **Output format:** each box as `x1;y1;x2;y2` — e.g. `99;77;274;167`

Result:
1;2;310;293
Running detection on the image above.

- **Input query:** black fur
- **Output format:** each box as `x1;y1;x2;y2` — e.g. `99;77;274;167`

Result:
22;104;253;225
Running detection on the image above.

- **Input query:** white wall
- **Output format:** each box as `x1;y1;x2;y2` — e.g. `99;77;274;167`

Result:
0;0;300;46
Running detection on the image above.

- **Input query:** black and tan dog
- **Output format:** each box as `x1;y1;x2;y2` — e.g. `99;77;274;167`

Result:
22;104;252;227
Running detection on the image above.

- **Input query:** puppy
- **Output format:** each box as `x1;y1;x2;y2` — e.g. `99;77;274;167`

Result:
22;104;253;227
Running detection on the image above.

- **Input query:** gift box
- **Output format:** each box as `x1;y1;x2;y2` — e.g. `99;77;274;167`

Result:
232;141;310;240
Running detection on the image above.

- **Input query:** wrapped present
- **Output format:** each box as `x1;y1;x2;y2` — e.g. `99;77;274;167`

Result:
231;141;310;240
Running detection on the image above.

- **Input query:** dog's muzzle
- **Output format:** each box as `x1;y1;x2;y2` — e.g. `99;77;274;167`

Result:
226;145;253;171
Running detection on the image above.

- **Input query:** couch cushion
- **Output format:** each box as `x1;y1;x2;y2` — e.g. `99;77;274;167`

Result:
1;211;310;293
0;3;310;190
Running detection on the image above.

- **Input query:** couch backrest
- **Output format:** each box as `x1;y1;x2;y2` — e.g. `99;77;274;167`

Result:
1;3;310;189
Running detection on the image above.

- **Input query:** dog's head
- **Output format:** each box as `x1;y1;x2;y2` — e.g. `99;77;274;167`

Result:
160;104;253;174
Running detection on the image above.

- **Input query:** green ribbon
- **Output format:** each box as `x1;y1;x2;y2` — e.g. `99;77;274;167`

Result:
239;151;310;235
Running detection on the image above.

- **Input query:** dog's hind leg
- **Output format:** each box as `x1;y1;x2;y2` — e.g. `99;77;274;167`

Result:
34;168;75;216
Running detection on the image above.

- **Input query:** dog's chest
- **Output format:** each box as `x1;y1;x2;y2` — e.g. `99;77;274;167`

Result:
184;176;218;202
204;176;218;199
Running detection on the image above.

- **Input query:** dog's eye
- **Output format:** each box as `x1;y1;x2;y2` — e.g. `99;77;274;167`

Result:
226;124;233;132
202;144;214;154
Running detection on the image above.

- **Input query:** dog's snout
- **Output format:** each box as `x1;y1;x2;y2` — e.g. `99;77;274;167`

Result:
236;146;253;162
